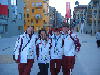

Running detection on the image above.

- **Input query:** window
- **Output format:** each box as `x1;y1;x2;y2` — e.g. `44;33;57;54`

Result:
43;9;45;13
26;9;29;13
43;0;49;1
24;2;26;7
36;20;38;24
31;19;33;23
18;13;22;20
36;2;42;7
28;20;30;22
44;20;46;23
24;20;26;24
27;14;29;18
0;25;3;33
24;14;25;18
0;25;8;33
5;25;8;32
32;9;34;13
32;2;35;7
18;26;23;30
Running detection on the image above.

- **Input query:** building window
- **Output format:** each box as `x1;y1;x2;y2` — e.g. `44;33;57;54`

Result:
32;2;35;7
36;20;38;24
5;25;8;32
31;19;33;23
43;0;49;1
26;9;30;13
44;20;45;23
28;20;30;22
24;14;25;18
36;2;42;7
43;9;45;13
18;26;23;30
24;2;26;7
27;14;29;18
18;13;22;20
32;9;34;13
24;20;26;24
0;25;8;33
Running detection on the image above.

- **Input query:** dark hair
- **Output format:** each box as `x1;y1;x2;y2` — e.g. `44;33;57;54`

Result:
38;29;47;39
26;26;34;34
27;26;34;29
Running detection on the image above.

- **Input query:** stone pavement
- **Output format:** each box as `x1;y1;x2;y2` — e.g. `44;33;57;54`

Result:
72;33;100;75
0;34;100;75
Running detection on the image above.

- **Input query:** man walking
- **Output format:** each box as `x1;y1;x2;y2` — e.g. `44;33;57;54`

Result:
62;26;76;75
50;28;63;75
36;29;51;75
13;26;36;75
96;30;100;48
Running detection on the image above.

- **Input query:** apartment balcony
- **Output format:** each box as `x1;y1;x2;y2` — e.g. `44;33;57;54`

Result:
87;19;92;23
35;14;42;19
87;10;92;14
35;6;43;9
32;2;43;9
0;19;8;24
92;0;99;7
43;0;49;3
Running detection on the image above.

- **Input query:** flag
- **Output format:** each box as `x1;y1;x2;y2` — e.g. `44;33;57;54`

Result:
66;2;71;18
0;5;8;15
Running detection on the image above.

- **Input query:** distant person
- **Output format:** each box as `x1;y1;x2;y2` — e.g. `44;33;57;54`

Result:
96;30;100;48
13;26;36;75
80;22;84;34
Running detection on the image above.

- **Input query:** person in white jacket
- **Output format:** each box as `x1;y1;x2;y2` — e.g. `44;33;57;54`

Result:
50;28;63;75
96;30;100;48
13;26;37;75
36;29;51;75
62;26;76;75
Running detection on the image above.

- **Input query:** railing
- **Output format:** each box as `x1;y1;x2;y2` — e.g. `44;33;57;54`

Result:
0;19;8;24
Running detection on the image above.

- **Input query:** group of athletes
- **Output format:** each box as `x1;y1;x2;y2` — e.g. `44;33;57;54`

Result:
13;25;81;75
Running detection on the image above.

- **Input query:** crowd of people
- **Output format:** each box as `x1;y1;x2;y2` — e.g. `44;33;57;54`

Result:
13;25;81;75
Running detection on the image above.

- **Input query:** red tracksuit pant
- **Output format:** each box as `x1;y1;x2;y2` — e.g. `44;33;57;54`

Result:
18;59;34;75
62;56;75;75
50;59;62;75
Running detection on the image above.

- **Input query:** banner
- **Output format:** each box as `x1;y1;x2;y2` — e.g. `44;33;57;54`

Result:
66;2;71;18
11;0;17;5
0;5;8;15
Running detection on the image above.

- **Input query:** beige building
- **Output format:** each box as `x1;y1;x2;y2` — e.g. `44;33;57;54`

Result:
24;0;49;31
86;0;100;35
73;5;87;32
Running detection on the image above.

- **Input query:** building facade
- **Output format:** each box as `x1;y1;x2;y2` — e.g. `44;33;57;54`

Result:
24;0;49;31
86;0;100;35
73;5;87;32
49;6;64;28
0;0;24;38
73;0;100;35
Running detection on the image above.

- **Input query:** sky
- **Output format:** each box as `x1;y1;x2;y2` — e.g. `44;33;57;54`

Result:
49;0;91;17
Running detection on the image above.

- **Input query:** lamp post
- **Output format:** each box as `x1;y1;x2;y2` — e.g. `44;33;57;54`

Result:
92;9;96;35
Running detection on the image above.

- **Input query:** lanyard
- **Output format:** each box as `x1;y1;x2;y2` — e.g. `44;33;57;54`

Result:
55;36;60;47
40;40;47;52
54;36;60;55
40;40;48;61
63;34;68;39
